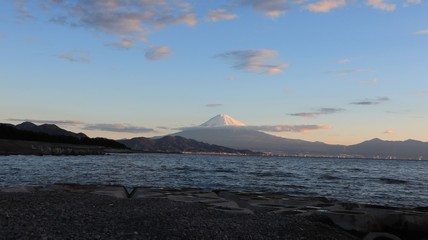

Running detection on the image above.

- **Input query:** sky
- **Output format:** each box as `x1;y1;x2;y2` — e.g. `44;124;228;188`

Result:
1;0;428;145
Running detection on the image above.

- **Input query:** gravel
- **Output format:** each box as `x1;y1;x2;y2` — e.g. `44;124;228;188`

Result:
0;191;358;240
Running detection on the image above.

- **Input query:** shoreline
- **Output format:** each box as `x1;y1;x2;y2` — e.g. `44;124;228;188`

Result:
1;184;427;239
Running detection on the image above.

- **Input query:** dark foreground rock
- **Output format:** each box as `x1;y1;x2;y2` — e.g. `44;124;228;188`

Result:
0;191;356;240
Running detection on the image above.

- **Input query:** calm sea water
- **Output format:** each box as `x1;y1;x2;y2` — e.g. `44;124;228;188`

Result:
0;154;427;208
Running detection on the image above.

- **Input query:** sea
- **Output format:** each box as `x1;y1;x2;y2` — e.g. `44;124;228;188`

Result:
0;153;427;208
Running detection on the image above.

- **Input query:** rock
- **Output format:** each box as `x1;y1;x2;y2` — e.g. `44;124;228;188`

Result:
363;232;401;240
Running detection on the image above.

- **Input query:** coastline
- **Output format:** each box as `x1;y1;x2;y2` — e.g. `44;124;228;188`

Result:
1;184;427;239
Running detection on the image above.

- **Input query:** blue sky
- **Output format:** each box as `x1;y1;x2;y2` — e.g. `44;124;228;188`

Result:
1;0;427;145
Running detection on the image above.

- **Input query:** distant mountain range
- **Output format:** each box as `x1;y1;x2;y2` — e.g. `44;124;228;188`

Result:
2;116;428;160
174;114;428;160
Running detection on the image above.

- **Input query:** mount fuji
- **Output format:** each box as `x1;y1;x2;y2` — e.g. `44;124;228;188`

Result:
199;114;246;127
174;114;344;156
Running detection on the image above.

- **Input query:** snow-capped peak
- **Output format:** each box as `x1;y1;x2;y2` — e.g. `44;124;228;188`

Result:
200;114;246;127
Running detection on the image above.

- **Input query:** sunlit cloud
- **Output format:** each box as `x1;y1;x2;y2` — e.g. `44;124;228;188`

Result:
239;0;289;17
247;124;331;133
145;46;171;60
338;69;372;77
350;97;390;105
416;90;428;95
359;79;379;85
414;29;428;35
57;50;90;63
30;0;197;45
205;104;224;108
305;0;346;12
217;49;288;75
109;39;135;49
207;9;238;22
338;58;351;64
228;76;237;81
405;0;422;4
289;108;345;118
384;128;394;134
366;0;396;11
83;124;155;133
7;118;85;126
15;4;34;19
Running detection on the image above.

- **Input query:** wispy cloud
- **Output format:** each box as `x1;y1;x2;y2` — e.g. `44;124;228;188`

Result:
350;97;390;105
205;104;224;108
247;124;331;133
83;124;155;133
338;69;372;77
384;128;394;134
217;49;288;75
289;108;345;118
414;29;428;35
57;50;90;63
305;0;346;12
207;9;238;22
15;4;34;19
145;46;171;60
0;34;5;40
359;79;379;85
7;118;84;126
406;0;422;4
228;76;237;81
109;39;135;49
239;0;289;17
416;90;428;95
36;0;197;46
338;58;351;64
366;0;396;11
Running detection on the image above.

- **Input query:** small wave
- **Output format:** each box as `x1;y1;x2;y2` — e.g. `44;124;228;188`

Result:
251;171;295;178
318;174;341;180
379;178;408;185
212;168;235;173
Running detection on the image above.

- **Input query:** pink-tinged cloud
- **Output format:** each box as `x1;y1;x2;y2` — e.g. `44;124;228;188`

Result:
145;46;171;60
416;91;428;95
249;124;331;133
366;0;396;11
338;58;351;64
305;0;346;12
384;129;394;134
15;4;34;19
414;29;428;35
40;0;197;43
406;0;421;4
110;39;135;49
57;50;90;63
239;0;289;17
207;9;238;22
205;104;224;108
217;49;288;75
